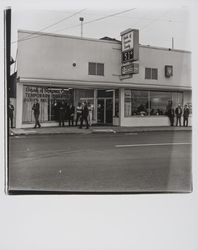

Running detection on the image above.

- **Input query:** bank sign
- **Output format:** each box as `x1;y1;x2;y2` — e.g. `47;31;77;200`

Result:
120;29;139;77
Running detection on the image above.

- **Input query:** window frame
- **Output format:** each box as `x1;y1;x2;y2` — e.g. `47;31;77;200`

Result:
145;67;158;80
88;62;104;76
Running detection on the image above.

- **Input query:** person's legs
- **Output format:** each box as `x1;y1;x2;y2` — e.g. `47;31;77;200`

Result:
71;116;74;126
35;113;41;128
68;116;71;126
34;114;37;128
62;112;65;127
79;116;83;128
171;117;174;126
85;117;89;129
10;115;13;128
186;118;188;127
60;111;64;126
59;111;62;126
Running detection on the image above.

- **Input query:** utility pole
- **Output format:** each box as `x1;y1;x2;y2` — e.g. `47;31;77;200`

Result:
79;17;84;38
172;37;174;49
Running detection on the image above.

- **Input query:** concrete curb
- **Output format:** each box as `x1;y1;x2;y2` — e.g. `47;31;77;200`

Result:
9;126;192;136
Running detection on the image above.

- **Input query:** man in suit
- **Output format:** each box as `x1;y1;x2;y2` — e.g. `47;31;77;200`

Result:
166;101;174;126
79;102;89;129
68;103;75;126
183;104;190;127
76;102;82;126
58;100;65;127
175;104;182;126
8;100;14;128
32;99;41;128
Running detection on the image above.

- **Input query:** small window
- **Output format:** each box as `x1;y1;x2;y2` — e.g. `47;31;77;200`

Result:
145;68;151;79
152;68;158;80
97;63;104;76
89;62;96;75
88;62;104;76
145;67;158;80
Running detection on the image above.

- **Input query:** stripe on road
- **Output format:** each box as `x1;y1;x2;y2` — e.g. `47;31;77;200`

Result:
115;142;191;148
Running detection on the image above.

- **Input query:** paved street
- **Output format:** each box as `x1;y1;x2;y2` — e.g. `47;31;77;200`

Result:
8;131;192;193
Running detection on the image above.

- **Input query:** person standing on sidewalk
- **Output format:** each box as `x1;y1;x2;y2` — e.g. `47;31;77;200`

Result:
166;101;174;126
88;102;93;126
8;101;14;128
169;107;175;126
76;102;82;126
183;104;190;127
68;103;75;126
79;102;89;129
32;99;41;128
175;104;182;126
58;100;65;127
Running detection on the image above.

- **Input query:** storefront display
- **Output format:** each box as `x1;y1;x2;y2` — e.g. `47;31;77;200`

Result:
124;89;183;117
22;85;73;123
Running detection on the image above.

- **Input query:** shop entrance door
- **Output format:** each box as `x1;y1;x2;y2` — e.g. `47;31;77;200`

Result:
97;98;113;125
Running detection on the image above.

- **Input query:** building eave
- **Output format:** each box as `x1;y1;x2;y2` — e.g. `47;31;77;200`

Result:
19;77;192;91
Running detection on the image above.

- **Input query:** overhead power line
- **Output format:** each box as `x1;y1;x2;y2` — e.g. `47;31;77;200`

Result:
12;8;136;44
11;8;86;44
55;8;136;33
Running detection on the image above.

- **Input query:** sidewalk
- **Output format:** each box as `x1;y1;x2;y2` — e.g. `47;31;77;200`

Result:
9;125;192;136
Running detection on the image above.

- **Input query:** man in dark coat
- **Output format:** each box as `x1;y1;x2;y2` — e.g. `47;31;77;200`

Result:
183;104;190;127
59;100;65;127
8;101;14;128
32;99;41;128
79;102;89;129
166;101;174;126
76;102;82;126
175;104;182;126
68;103;75;126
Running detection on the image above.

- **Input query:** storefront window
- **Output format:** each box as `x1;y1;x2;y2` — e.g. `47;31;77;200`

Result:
124;89;183;117
22;86;73;123
150;91;172;115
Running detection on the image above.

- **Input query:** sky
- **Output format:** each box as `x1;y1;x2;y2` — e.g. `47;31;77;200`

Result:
8;3;192;61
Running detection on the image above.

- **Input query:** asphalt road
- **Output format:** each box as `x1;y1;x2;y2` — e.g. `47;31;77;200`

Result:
8;131;192;193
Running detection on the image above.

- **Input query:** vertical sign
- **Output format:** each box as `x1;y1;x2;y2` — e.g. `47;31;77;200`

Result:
120;29;139;78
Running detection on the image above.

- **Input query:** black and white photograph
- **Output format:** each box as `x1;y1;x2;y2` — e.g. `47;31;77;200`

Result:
5;2;193;194
1;0;198;250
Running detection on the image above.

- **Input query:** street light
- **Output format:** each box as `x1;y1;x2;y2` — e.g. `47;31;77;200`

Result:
79;17;84;38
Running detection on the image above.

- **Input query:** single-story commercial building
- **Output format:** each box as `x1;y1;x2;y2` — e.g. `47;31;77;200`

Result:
14;29;191;128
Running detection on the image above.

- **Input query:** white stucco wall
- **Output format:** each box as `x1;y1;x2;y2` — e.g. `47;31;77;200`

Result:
17;30;191;90
16;30;192;128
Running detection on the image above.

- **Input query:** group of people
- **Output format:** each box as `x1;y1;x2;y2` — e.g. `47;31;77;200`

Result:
167;103;190;127
54;100;93;129
32;99;93;129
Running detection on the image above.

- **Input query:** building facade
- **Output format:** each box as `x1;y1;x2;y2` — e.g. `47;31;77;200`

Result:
15;30;192;128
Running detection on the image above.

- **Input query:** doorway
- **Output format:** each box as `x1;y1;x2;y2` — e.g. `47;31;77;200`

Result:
97;98;113;125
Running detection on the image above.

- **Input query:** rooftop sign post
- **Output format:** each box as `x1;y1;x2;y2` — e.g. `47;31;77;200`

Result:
120;29;139;78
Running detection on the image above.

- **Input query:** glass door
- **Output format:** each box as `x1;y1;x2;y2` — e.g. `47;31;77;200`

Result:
97;98;113;125
97;99;105;124
106;98;113;124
